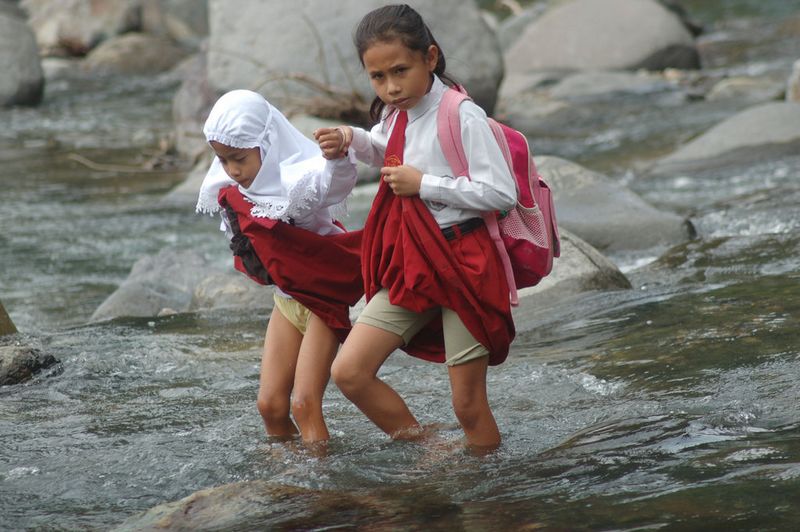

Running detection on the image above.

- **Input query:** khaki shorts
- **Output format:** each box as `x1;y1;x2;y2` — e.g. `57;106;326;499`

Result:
356;289;489;366
273;293;311;335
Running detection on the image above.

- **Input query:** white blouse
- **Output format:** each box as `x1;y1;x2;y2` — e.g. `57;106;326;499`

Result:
220;154;358;238
349;75;517;228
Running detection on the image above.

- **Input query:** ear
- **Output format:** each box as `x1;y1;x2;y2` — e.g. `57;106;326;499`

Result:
425;44;439;72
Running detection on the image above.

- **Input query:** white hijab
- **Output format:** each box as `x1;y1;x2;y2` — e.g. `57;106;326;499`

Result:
195;89;326;220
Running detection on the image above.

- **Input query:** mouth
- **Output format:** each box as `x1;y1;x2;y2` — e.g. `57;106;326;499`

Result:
392;98;410;107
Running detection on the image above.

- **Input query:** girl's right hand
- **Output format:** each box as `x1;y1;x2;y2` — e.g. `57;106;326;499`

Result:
314;126;352;160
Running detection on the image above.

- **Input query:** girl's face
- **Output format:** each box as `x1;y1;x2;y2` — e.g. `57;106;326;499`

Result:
210;141;261;188
362;39;438;111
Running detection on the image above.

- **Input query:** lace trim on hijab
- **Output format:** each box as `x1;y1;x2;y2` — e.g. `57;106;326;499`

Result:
329;198;348;222
196;189;223;215
249;169;318;221
205;132;258;150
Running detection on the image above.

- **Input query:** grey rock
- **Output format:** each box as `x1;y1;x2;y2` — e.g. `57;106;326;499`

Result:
706;76;785;103
21;0;141;56
206;0;503;118
0;345;59;386
141;0;208;48
90;248;217;322
190;272;273;311
0;11;44;107
537;156;693;252
82;32;190;74
170;51;216;164
548;71;673;101
651;102;800;174
505;0;698;74
513;229;631;328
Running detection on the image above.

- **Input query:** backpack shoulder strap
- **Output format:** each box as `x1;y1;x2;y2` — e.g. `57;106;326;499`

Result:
436;87;520;307
437;87;471;178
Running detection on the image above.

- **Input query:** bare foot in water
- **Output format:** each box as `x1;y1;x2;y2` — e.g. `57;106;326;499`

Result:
262;435;329;460
390;421;461;441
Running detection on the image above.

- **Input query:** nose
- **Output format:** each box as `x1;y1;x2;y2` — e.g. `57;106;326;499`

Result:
387;78;401;95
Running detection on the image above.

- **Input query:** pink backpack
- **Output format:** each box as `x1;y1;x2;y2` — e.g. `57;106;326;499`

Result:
437;87;560;306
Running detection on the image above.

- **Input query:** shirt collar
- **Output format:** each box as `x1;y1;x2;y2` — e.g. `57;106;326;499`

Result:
408;74;446;123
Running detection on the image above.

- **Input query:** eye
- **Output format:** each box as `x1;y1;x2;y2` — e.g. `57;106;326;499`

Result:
370;72;384;81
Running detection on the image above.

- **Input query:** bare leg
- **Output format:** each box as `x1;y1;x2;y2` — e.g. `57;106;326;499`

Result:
448;356;501;452
291;313;340;444
257;306;302;438
331;323;422;439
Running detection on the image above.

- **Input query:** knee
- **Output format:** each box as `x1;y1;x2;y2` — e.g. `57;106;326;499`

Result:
452;395;483;430
256;392;290;424
290;392;322;424
331;357;368;398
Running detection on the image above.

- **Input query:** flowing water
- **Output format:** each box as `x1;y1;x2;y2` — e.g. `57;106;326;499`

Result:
2;3;799;530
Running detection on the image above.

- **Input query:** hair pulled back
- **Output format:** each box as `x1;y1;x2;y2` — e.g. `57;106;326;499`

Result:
354;4;457;122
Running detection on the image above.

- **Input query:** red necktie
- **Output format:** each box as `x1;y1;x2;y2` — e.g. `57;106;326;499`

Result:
383;110;408;168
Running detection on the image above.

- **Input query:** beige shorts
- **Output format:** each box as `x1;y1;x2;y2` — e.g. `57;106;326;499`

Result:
356;289;489;366
273;293;311;335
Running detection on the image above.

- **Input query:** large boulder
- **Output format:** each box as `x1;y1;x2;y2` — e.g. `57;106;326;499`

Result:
90;247;271;322
206;0;503;119
513;229;631;329
170;52;217;164
505;0;699;74
537;156;693;252
0;8;44;107
82;32;190;74
0;345;59;386
21;0;141;56
112;480;431;531
141;0;208;49
90;248;215;322
651;102;800;174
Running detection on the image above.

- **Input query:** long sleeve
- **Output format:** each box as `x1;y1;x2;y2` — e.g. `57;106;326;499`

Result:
418;104;516;213
318;151;359;207
349;123;388;168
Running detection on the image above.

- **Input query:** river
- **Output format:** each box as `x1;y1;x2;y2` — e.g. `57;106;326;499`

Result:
1;1;799;530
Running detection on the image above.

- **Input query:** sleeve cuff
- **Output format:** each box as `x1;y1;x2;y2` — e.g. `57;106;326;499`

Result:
350;127;371;153
326;149;357;168
419;173;441;202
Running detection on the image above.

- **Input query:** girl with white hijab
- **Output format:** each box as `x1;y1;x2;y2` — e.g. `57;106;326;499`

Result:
197;90;361;447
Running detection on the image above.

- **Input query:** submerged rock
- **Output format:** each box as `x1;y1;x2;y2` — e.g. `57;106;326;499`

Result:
0;345;59;386
112;479;445;531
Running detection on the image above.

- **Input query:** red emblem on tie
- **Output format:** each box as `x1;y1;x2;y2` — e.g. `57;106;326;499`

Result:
385;154;402;167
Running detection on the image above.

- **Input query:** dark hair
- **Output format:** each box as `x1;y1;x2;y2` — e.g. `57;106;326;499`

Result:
354;4;458;122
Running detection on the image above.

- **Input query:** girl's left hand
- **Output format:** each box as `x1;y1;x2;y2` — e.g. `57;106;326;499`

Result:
381;165;422;197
